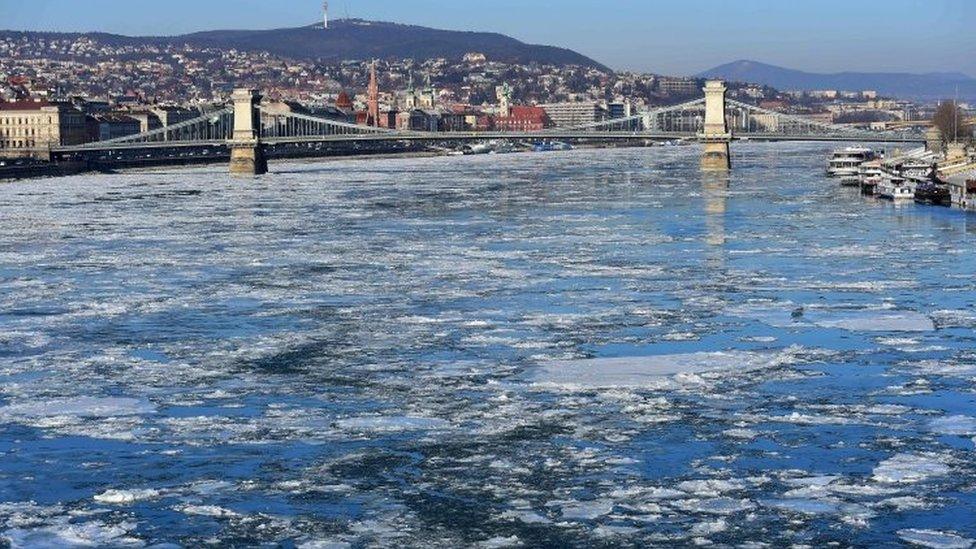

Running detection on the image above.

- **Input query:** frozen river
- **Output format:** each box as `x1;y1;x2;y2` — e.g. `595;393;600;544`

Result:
1;144;975;547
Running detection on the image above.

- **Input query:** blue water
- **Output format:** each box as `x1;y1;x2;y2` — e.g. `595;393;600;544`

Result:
1;144;975;547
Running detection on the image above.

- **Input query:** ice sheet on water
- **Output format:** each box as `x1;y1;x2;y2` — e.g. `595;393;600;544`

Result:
872;453;952;484
528;350;790;390
93;488;161;505
559;500;614;520
334;416;451;432
930;309;976;329
898;529;976;549
298;542;353;549
762;498;840;515
727;302;935;332
929;416;976;436
673;497;756;515
808;310;935;332
0;397;155;420
2;520;142;548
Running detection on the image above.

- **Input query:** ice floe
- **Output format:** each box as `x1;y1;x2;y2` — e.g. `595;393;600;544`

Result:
898;529;975;549
529;350;791;390
333;416;450;432
0;397;155;420
93;488;161;505
872;453;952;484
929;415;976;436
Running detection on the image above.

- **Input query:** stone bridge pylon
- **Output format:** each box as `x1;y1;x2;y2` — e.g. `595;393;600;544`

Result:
699;80;732;171
229;88;268;176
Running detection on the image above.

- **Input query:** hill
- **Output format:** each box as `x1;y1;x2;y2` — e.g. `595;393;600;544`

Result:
698;60;976;101
0;19;608;70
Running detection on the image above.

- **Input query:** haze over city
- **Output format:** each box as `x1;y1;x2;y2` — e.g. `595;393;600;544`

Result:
4;0;976;76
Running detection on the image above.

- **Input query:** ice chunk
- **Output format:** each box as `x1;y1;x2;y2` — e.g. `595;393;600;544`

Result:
478;536;522;548
93;488;160;505
674;497;756;515
2;521;142;547
176;504;240;518
298;542;352;549
559;500;614;520
334;416;450;432
762;498;839;515
810;311;934;332
0;397;155;419
929;416;976;436
898;529;975;549
529;351;783;389
872;453;951;484
677;479;746;496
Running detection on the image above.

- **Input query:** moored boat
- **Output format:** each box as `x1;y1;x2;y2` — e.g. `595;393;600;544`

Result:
914;182;951;206
827;147;877;178
877;172;914;201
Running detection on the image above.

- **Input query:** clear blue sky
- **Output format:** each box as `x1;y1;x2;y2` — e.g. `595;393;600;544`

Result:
3;0;974;77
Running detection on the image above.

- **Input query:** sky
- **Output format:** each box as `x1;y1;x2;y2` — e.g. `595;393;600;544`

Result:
3;0;975;77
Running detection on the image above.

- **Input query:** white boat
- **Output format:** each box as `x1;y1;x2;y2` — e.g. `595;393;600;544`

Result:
877;172;914;201
858;159;883;195
827;147;877;177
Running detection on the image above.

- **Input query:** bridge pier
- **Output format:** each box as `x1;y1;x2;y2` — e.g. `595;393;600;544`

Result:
699;80;731;171
228;88;267;176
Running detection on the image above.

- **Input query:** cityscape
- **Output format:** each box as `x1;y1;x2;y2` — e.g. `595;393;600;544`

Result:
2;1;976;547
0;19;960;160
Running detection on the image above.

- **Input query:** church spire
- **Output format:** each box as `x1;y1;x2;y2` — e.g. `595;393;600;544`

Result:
367;60;380;127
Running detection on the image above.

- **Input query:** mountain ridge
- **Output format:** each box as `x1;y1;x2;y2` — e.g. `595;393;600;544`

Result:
0;19;609;70
697;60;976;101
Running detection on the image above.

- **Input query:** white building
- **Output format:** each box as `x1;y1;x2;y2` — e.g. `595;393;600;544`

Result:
540;102;605;128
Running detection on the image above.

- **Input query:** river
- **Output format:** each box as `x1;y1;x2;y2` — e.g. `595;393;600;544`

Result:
1;143;975;547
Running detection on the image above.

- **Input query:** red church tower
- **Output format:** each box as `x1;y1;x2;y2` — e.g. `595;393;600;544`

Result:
367;61;380;127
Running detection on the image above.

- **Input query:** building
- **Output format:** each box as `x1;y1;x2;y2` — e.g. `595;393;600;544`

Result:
495;83;512;117
540;102;604;128
438;111;469;132
462;52;487;64
495;106;551;132
607;101;632;120
403;109;439;132
947;169;976;211
0;99;88;159
804;112;834;125
124;111;162;133
93;113;141;141
401;75;437;110
335;91;353;113
658;78;700;96
151;106;198;128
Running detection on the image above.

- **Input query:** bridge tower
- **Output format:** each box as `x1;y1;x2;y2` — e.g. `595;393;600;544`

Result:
699;80;731;171
229;88;268;176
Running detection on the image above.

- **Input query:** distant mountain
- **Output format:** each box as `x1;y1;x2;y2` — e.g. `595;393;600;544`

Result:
0;19;608;70
698;60;976;101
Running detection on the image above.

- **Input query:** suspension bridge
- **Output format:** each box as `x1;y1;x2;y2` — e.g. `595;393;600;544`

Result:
51;81;925;175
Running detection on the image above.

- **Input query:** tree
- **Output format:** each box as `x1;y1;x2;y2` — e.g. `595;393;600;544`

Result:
933;100;973;143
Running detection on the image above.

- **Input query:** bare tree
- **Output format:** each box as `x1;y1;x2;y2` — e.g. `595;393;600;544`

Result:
933;100;973;143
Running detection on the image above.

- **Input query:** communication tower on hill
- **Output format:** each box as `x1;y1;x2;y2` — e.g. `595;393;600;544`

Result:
323;1;329;29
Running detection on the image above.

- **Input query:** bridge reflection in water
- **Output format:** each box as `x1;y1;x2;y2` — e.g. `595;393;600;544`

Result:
52;81;925;175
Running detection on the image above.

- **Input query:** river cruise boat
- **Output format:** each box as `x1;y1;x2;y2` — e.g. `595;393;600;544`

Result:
827;147;877;178
877;173;915;201
858;159;883;195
